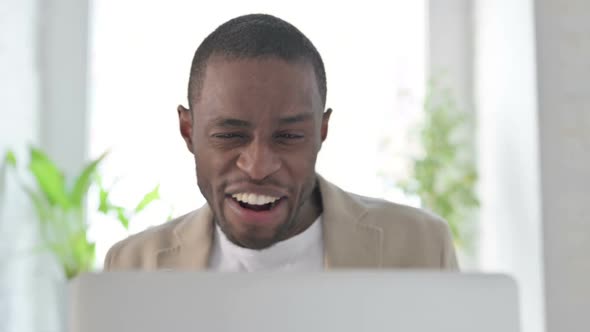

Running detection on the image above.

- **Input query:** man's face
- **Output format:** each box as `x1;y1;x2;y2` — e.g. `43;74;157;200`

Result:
179;56;331;249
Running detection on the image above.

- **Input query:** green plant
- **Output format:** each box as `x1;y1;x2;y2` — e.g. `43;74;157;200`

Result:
399;82;479;251
2;147;160;279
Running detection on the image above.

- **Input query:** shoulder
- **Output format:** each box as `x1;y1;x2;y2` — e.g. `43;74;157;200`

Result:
352;193;449;237
330;180;458;270
318;174;448;236
103;210;196;271
346;192;458;269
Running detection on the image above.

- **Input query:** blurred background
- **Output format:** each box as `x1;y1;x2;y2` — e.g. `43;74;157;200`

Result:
1;0;588;332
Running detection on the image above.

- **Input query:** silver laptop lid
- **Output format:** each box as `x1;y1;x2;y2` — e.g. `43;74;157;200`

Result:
68;272;520;332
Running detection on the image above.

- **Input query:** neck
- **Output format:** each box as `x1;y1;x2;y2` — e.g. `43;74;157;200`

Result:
281;181;323;241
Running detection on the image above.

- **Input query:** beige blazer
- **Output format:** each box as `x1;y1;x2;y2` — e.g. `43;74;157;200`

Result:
104;175;458;271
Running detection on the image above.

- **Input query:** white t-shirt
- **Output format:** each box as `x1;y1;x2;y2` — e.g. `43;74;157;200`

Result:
208;217;324;272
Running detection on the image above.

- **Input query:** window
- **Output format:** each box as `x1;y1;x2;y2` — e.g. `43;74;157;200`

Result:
89;0;426;265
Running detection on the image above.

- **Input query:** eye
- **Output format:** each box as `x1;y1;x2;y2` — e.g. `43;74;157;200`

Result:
274;132;304;143
212;133;245;139
277;133;303;139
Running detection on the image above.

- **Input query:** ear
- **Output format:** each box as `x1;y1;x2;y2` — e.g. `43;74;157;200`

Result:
320;108;332;142
177;104;194;153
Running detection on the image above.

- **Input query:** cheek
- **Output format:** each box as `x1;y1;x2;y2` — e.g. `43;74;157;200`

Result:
195;140;234;172
195;147;239;192
282;150;319;185
289;146;318;168
194;155;213;197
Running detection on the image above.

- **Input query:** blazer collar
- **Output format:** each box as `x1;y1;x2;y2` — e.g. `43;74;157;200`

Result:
156;174;383;269
156;207;213;270
317;175;384;269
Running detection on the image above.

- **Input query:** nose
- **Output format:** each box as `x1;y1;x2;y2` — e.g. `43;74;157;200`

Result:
236;139;281;181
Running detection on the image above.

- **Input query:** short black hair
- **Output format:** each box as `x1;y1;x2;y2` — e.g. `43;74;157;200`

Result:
187;14;327;108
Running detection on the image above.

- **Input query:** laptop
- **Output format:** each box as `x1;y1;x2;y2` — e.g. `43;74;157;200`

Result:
68;271;520;332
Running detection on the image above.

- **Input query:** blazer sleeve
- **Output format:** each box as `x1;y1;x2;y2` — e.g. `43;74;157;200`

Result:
103;241;119;271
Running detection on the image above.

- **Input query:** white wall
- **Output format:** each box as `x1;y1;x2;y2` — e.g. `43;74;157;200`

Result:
38;0;90;175
475;1;590;332
474;1;545;332
0;1;40;332
534;1;590;331
428;0;473;114
0;0;90;331
427;0;478;267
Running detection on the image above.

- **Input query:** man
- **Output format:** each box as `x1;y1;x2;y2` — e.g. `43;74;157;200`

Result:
104;14;458;271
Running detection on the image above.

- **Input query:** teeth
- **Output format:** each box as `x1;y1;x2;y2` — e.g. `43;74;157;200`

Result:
232;193;280;205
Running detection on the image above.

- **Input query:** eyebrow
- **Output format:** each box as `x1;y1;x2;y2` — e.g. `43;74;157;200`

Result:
212;117;252;128
211;112;314;128
278;112;314;125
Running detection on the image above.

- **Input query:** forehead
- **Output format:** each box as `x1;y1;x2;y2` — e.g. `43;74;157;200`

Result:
194;56;322;119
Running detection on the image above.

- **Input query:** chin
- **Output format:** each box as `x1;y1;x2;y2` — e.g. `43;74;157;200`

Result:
220;216;291;250
237;236;277;250
223;225;280;250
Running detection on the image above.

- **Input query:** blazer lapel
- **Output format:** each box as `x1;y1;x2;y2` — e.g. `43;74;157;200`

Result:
156;206;214;270
318;176;384;269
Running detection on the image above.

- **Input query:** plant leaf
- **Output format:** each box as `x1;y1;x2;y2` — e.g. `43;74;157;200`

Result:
60;232;95;279
134;184;160;213
69;151;108;207
399;81;479;250
4;150;17;167
116;207;129;229
22;185;50;222
28;147;70;209
98;186;110;213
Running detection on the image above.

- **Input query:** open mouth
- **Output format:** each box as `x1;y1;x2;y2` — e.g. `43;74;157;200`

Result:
230;193;284;212
237;200;278;211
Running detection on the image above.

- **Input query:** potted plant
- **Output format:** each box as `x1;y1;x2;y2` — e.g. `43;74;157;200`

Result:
2;146;160;279
398;82;480;261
